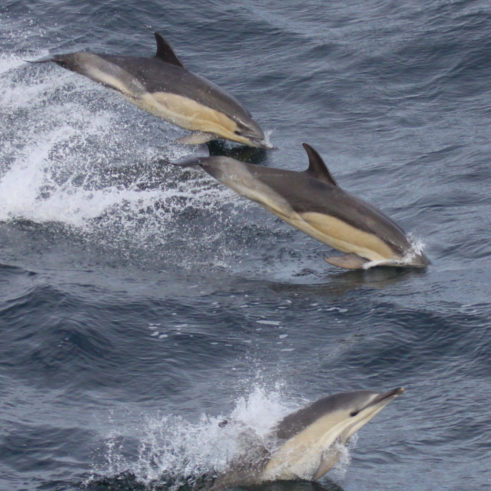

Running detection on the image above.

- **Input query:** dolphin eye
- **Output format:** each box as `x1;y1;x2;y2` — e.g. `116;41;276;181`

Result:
350;410;359;417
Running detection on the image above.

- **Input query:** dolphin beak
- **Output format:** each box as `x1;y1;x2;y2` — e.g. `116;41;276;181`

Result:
370;387;405;407
253;139;274;150
412;251;431;268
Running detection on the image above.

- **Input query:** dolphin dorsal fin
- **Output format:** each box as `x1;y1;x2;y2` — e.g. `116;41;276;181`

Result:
154;32;184;67
302;143;337;186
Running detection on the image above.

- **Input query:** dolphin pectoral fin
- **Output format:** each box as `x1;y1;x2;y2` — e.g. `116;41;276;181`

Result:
313;448;341;480
324;254;369;269
177;132;216;145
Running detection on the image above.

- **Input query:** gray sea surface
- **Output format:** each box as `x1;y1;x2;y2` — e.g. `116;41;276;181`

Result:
0;1;490;490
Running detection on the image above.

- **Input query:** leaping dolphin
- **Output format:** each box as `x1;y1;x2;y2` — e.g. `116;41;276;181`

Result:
261;387;404;482
214;388;404;487
35;33;269;148
179;144;430;269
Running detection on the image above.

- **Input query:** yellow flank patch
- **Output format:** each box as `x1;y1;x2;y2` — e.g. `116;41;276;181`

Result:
279;211;396;261
262;413;344;481
137;92;251;145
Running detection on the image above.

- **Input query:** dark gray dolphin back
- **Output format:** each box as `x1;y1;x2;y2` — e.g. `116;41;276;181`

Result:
98;54;249;114
274;391;376;440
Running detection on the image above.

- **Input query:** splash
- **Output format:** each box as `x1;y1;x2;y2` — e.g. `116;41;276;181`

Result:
262;129;276;150
328;434;357;480
89;385;292;489
0;54;27;77
407;235;426;257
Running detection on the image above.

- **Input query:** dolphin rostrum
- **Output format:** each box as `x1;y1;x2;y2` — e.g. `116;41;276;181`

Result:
179;144;429;269
214;387;404;487
35;33;269;148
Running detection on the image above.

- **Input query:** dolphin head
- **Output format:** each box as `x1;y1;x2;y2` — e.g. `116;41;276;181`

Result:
262;388;404;482
322;387;404;442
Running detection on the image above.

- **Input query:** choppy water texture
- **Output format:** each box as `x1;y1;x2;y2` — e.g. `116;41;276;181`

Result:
1;1;490;490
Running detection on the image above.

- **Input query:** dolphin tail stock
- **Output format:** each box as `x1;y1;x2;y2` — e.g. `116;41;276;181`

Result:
26;53;88;75
171;157;205;168
27;53;75;67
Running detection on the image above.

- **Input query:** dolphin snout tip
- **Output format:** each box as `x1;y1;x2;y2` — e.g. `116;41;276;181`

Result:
412;252;431;268
249;129;274;150
254;139;275;150
238;119;275;149
384;387;405;399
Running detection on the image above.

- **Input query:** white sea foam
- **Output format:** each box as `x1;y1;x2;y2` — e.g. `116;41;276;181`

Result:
91;384;293;487
329;433;357;480
408;234;426;256
256;319;280;326
263;128;275;149
0;118;136;226
0;54;26;76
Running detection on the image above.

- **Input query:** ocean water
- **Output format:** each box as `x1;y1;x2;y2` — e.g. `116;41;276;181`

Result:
0;0;490;490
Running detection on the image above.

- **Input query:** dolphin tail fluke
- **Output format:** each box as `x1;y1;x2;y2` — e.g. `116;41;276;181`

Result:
171;145;210;167
170;157;204;168
25;56;55;64
324;254;369;269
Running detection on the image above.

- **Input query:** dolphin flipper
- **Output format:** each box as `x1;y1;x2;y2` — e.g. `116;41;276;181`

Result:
324;254;368;269
177;132;216;145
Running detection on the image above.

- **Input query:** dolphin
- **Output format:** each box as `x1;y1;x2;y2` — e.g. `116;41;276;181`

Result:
260;387;404;482
34;32;269;148
213;388;404;488
179;144;430;269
